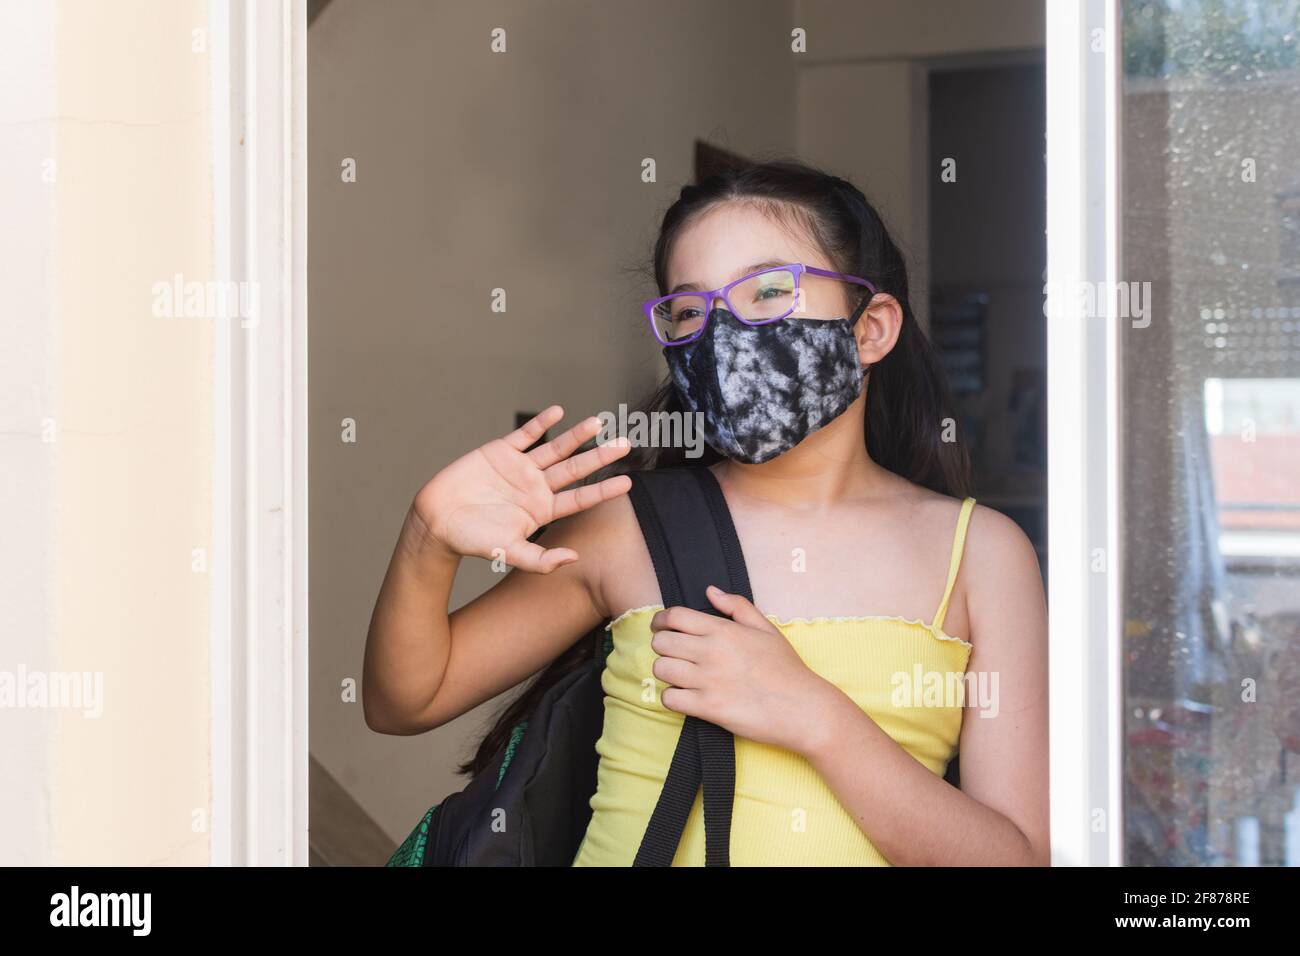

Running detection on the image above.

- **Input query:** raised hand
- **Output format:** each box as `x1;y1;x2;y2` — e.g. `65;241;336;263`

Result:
410;405;632;573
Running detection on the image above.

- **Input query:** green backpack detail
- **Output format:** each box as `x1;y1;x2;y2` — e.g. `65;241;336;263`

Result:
386;718;536;867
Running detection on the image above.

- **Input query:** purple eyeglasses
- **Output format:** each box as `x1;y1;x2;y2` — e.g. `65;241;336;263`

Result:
643;262;877;346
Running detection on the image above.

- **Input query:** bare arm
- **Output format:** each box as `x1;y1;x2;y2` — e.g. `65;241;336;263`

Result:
361;406;631;735
799;505;1050;865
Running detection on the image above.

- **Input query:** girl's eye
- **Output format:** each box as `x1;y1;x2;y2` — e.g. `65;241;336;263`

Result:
754;284;790;301
669;312;704;338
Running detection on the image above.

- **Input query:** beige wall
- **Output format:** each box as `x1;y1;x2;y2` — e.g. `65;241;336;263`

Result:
797;60;924;290
0;0;213;865
795;0;1044;59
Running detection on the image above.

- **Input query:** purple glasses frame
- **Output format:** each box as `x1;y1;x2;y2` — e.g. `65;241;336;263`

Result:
642;262;878;346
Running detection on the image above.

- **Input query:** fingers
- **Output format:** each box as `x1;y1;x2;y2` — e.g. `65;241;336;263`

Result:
650;653;702;689
659;685;703;717
551;474;633;521
501;405;565;453
527;414;603;470
543;436;631;492
649;628;704;664
706;585;779;632
649;605;718;636
503;539;577;574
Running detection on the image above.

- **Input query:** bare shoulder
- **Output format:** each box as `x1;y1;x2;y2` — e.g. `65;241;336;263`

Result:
538;481;637;549
963;503;1040;577
533;480;647;615
961;502;1047;645
892;481;971;538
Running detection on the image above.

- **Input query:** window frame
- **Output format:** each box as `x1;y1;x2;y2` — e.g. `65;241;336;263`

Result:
207;0;309;867
1045;0;1125;866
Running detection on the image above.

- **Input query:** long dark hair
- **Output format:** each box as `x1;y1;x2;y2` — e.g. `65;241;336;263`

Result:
458;158;970;775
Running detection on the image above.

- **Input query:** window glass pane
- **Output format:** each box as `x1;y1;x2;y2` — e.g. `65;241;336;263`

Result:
1122;0;1300;866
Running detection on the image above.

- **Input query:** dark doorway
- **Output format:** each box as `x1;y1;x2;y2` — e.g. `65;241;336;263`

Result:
929;62;1048;575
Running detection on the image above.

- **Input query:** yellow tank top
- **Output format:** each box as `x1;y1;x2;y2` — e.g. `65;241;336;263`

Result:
571;496;977;867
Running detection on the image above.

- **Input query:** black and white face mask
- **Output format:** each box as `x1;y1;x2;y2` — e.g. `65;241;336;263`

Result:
663;306;868;465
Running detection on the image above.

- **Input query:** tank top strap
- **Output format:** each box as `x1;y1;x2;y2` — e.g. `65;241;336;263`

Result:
932;497;977;632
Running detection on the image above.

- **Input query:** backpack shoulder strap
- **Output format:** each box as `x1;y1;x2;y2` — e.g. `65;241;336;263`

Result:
626;466;753;609
623;465;750;867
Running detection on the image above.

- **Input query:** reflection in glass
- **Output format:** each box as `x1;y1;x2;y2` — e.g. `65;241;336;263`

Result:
1122;0;1300;865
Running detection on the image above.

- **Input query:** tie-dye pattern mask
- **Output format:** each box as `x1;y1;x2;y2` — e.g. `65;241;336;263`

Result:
663;306;867;464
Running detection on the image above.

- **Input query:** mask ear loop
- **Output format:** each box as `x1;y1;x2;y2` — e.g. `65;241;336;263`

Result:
847;291;872;328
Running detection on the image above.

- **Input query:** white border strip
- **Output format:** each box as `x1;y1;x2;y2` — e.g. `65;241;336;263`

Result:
1045;0;1123;866
1103;0;1125;869
209;0;308;867
288;0;310;869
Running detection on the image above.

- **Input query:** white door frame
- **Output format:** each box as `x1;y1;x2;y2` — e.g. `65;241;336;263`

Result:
207;0;309;867
1044;0;1124;866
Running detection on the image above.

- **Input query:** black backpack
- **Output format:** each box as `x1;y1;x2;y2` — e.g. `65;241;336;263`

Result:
385;464;960;866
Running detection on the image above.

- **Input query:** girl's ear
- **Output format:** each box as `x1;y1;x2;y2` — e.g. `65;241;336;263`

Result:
853;293;903;366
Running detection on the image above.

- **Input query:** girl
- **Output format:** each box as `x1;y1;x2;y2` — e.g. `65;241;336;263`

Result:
363;160;1049;866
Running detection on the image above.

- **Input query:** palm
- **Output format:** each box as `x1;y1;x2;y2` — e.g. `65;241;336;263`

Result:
414;406;630;573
